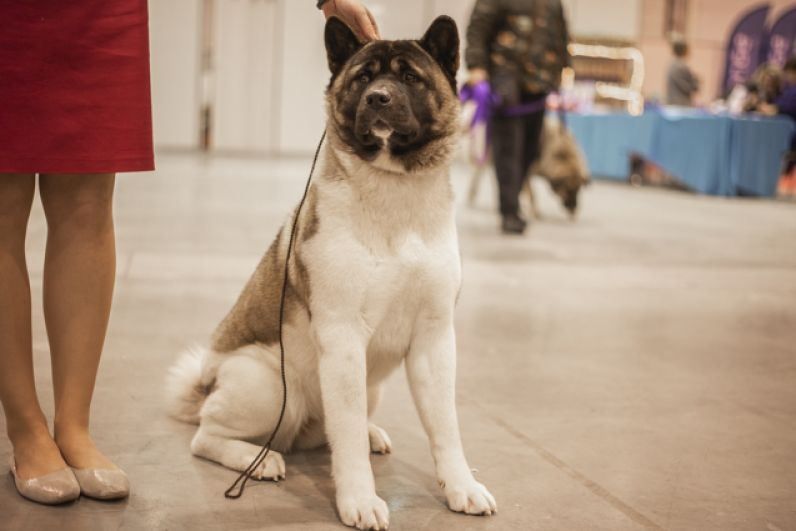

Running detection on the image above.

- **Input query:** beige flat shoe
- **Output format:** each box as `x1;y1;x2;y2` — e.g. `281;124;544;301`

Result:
9;457;80;505
72;467;130;500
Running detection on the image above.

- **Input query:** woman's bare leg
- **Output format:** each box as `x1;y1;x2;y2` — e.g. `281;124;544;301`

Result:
0;174;68;478
39;173;118;470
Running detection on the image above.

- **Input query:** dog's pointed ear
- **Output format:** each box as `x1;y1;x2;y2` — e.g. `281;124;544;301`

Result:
420;16;460;84
325;17;363;76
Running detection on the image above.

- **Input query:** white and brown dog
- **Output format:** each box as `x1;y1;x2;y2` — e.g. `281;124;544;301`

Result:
166;16;495;531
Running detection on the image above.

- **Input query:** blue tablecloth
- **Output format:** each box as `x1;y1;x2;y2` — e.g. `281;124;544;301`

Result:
567;109;795;197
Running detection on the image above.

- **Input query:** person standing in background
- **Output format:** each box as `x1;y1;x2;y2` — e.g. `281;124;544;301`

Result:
761;56;796;121
666;39;700;106
466;0;571;235
760;56;796;189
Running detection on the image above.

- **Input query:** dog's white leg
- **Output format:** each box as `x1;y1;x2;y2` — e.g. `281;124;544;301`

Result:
406;318;497;516
191;429;286;480
368;424;392;455
189;352;299;481
317;325;389;530
366;385;392;455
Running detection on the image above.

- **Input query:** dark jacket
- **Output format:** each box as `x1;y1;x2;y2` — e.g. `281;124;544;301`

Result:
465;0;571;97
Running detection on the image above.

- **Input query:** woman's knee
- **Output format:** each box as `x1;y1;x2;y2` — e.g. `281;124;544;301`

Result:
39;174;115;231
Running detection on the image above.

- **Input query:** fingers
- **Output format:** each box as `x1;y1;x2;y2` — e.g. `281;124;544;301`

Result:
364;7;380;40
354;6;379;41
321;1;380;42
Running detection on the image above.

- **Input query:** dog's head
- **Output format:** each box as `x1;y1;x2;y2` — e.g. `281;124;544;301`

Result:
324;16;461;173
539;122;590;216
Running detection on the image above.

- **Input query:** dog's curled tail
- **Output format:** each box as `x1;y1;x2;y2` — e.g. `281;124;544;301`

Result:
165;345;212;424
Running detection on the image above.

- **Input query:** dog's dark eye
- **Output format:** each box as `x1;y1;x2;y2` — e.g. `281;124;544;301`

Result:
358;73;371;84
403;72;419;83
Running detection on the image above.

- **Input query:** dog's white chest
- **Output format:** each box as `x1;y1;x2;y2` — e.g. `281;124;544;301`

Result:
307;154;460;381
362;232;460;380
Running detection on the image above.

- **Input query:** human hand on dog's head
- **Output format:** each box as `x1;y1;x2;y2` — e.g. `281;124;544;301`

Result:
321;0;380;42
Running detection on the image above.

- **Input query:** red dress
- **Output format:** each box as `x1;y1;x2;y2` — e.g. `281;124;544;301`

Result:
0;0;154;173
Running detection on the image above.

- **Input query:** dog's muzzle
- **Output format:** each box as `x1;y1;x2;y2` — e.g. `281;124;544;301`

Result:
355;86;419;148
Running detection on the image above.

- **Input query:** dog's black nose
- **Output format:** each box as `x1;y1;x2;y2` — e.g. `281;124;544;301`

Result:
366;89;392;108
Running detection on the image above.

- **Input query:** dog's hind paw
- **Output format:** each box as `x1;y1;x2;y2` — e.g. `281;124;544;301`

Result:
246;450;286;481
337;492;390;530
368;424;392;454
445;479;497;516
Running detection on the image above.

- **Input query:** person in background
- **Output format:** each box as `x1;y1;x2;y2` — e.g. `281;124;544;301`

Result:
728;64;783;114
466;0;571;235
761;57;796;121
760;57;796;188
666;39;700;106
747;64;783;111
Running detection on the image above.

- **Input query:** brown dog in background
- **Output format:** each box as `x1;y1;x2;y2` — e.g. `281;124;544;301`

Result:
467;118;590;219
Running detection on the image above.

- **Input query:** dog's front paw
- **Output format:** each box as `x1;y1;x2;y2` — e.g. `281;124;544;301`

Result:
337;491;390;530
368;424;392;455
444;479;496;516
246;451;286;481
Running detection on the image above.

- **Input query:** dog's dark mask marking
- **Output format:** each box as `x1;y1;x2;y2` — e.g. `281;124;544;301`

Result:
324;16;460;169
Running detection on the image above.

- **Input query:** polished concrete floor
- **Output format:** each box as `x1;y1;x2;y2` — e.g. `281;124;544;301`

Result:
1;154;795;531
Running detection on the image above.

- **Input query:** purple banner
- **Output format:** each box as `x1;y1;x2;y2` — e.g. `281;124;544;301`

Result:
722;4;771;95
767;6;796;67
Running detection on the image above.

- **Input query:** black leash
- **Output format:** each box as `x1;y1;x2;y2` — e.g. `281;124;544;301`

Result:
224;130;327;499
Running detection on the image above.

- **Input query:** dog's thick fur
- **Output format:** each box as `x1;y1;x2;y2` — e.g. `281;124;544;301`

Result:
526;118;590;219
166;16;495;530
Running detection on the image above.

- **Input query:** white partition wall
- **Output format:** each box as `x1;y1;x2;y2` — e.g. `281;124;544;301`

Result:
369;0;428;38
148;0;202;149
276;1;329;155
149;0;647;154
212;0;282;153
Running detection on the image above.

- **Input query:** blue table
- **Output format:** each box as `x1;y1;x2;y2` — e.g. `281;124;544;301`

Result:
567;109;795;197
